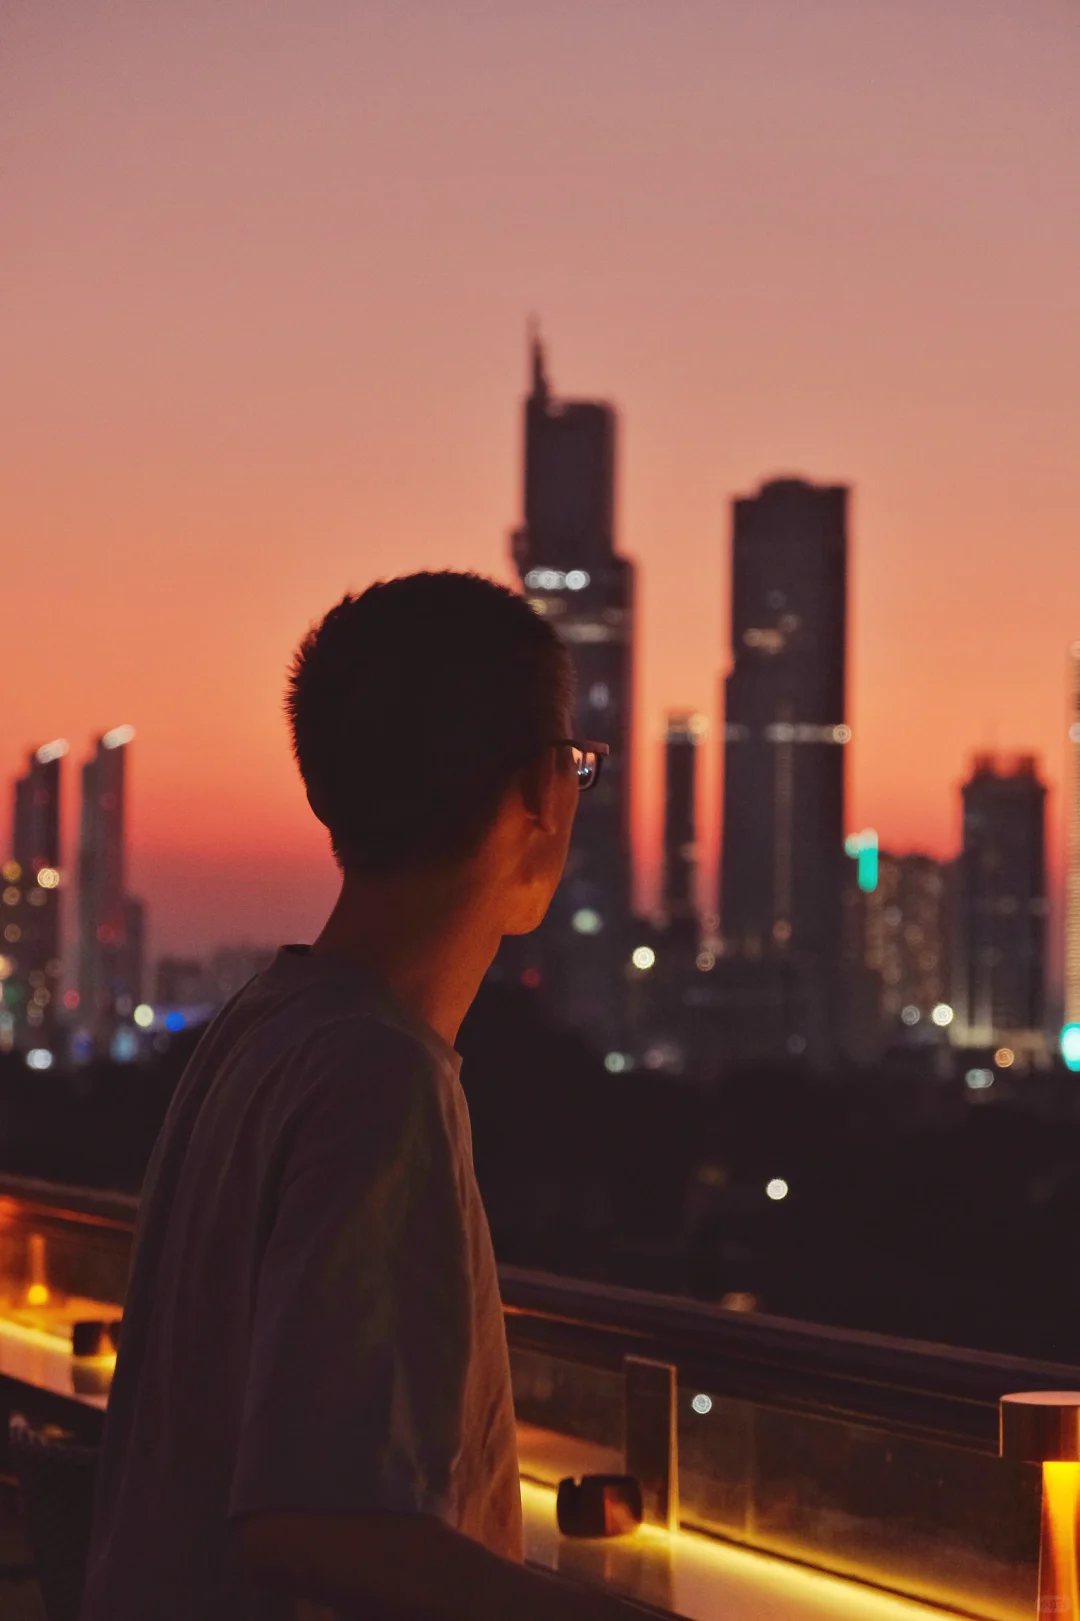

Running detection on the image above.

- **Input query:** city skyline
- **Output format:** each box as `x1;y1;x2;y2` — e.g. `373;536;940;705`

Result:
3;1;1078;957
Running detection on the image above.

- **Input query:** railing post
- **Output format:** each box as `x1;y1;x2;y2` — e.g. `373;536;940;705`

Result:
623;1355;678;1531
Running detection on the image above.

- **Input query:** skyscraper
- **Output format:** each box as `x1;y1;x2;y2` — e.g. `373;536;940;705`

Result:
78;726;143;1054
859;851;954;1034
662;713;705;925
1;740;67;1052
719;477;849;1051
1065;645;1080;1029
955;753;1047;1052
508;333;635;1043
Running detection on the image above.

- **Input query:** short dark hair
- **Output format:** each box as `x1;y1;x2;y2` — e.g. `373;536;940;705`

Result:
286;571;574;872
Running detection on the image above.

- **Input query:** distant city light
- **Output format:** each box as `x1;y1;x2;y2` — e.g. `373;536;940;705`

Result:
844;834;862;859
966;1068;995;1091
0;957;11;981
571;908;603;936
787;1034;808;1056
35;739;69;765
1062;1024;1080;1073
524;567;590;592
931;1003;955;1028
164;1011;187;1033
1;862;20;883
133;1004;155;1029
696;949;716;972
604;1052;632;1074
3;888;20;907
833;724;853;743
111;1029;139;1063
25;1049;53;1071
102;724;135;750
901;1005;921;1026
691;1394;713;1415
995;1047;1016;1069
765;1178;789;1202
63;990;80;1009
845;828;879;891
36;868;60;890
1070;723;1080;745
630;945;656;972
27;888;46;908
588;682;610;709
520;968;541;989
688;713;709;739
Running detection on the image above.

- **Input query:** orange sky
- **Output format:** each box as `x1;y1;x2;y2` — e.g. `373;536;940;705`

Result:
2;0;1079;962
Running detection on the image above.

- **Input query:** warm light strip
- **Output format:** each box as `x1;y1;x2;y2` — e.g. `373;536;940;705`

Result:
0;1313;73;1354
0;1312;116;1371
520;1479;955;1620
1042;1461;1080;1616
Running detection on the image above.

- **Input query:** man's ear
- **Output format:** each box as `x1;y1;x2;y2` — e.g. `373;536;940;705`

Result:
517;751;561;833
305;781;331;829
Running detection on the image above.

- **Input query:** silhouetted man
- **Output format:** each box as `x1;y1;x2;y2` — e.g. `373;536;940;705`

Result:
80;572;639;1620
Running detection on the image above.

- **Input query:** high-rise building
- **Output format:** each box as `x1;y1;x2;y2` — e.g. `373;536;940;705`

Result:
1065;645;1080;1030
507;333;635;1044
0;740;67;1052
859;852;954;1034
719;477;849;1053
954;753;1047;1052
662;713;705;925
78;726;144;1055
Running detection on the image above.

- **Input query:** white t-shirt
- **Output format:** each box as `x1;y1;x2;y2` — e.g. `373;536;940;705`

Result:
81;946;523;1620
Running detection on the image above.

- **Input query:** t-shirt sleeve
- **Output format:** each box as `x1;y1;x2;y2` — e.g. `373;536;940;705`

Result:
228;1024;473;1523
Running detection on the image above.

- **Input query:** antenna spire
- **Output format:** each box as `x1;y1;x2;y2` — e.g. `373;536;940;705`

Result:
527;316;548;401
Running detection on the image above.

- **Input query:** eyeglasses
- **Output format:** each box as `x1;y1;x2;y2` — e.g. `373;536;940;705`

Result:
551;738;610;792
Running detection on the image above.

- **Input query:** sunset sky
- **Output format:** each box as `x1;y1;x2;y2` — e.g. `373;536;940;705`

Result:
3;0;1079;963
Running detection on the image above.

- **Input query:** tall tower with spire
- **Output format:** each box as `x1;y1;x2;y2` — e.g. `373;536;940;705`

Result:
1064;644;1080;1033
507;331;635;1045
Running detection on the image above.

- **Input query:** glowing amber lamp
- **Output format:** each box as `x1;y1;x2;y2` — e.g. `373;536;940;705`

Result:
1000;1392;1080;1618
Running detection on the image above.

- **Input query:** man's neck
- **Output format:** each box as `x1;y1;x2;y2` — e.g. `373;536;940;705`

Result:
309;866;501;1049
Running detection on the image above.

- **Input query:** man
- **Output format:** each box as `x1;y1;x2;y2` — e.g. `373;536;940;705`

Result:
81;571;639;1620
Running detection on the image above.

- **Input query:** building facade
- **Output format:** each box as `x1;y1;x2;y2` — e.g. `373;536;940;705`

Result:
1;740;67;1053
505;335;635;1045
954;753;1047;1051
857;851;954;1037
662;713;704;926
77;727;144;1055
1065;644;1080;1029
719;477;849;1055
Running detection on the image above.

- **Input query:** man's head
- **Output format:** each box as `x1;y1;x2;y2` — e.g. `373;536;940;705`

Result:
287;571;580;934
